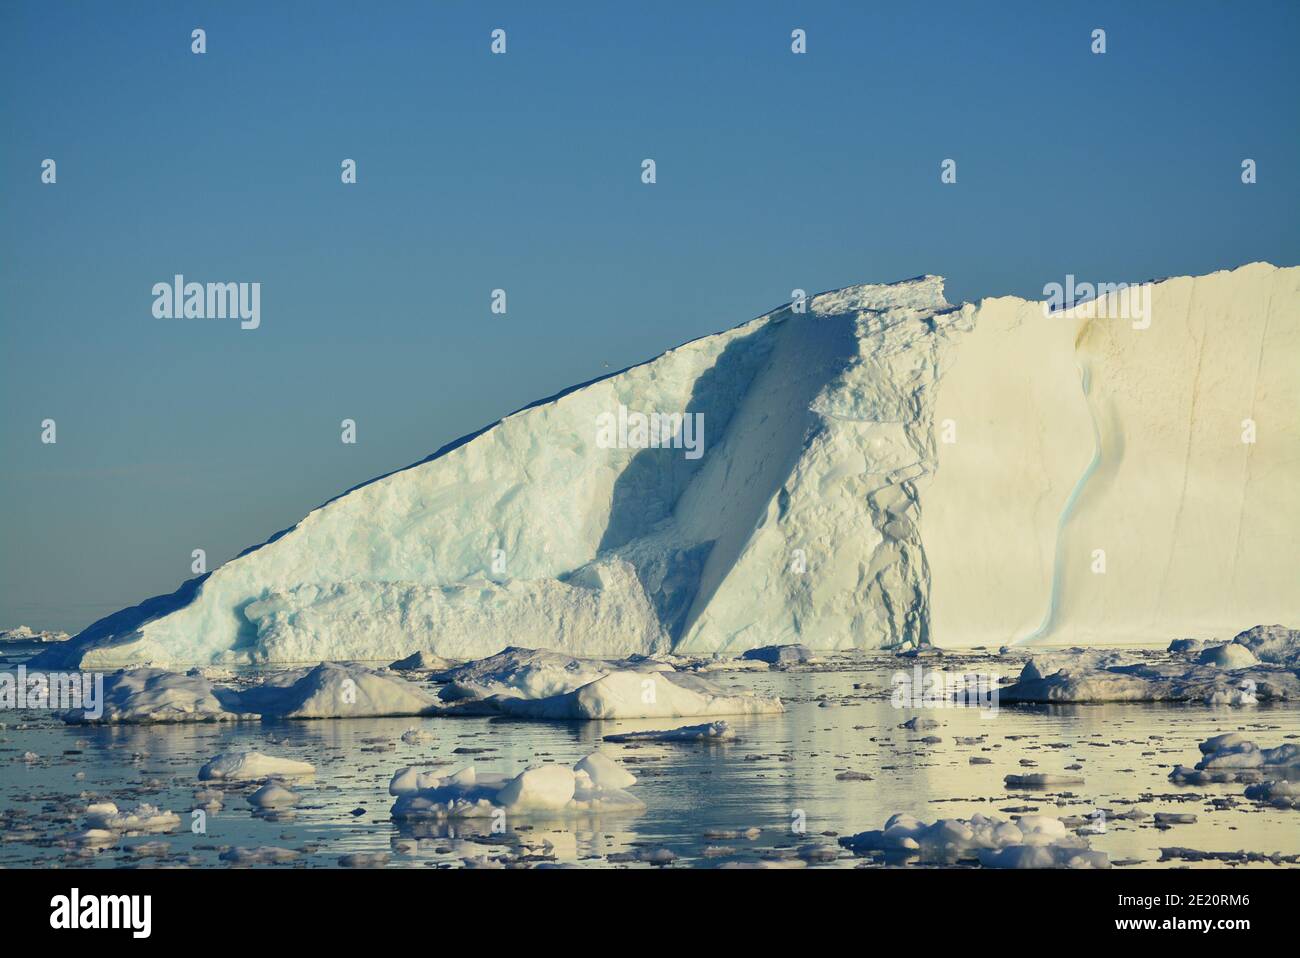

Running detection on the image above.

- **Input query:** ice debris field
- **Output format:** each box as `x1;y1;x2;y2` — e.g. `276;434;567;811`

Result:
3;629;1300;869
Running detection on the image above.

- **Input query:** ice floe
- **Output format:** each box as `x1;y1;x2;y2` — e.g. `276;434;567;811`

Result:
234;662;438;719
62;667;244;724
999;635;1300;705
62;662;438;723
84;801;181;834
839;813;1109;868
389;751;644;820
436;646;781;720
199;750;316;781
603;720;737;743
1169;732;1300;784
740;644;818;666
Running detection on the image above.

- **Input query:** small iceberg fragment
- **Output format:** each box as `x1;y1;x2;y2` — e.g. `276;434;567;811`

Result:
740;644;818;666
1169;733;1300;785
603;720;736;743
1004;773;1086;788
199;750;316;781
84;802;181;834
60;667;244;724
233;662;438;719
839;813;1108;868
999;636;1299;705
389;751;644;820
436;646;781;720
247;782;302;809
389;650;455;672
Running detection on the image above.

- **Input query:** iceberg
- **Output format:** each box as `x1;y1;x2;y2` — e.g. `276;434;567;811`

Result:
33;263;1300;667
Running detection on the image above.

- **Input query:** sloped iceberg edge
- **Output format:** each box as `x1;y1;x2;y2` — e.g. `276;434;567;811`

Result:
35;262;1300;668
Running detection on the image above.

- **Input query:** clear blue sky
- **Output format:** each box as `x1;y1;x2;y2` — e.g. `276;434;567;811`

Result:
3;1;1297;633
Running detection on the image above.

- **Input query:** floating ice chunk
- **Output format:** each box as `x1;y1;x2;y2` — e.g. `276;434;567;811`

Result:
390;751;643;820
233;662;437;719
495;765;576;811
1230;625;1300;667
978;845;1110;869
75;828;119;847
901;717;940;730
1169;733;1300;784
1243;780;1300;809
1004;773;1085;788
248;782;302;809
389;650;454;672
439;647;613;702
219;846;300;865
339;852;391;867
1000;645;1296;704
494;670;781;720
841;812;1107;867
604;720;736;743
1196;643;1258;668
84;801;180;833
740;644;818;666
0;625;68;643
60;667;242;724
199;750;315;781
573;751;637;788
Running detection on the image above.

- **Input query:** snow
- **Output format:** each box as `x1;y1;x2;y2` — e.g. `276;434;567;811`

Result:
198;750;315;781
31;263;1300;668
389;751;643;820
839;813;1108;868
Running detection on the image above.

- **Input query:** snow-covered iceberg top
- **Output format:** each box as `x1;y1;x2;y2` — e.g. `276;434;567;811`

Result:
32;263;1300;668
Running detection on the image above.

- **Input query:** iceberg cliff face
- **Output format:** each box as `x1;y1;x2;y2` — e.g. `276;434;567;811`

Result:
38;264;1300;668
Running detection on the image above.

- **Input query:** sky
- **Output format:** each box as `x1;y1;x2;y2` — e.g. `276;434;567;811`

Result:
2;0;1298;634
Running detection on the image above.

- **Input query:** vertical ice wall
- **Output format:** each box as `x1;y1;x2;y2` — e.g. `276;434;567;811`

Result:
925;263;1300;646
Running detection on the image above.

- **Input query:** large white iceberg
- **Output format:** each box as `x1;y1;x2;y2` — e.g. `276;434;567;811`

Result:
34;263;1300;667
